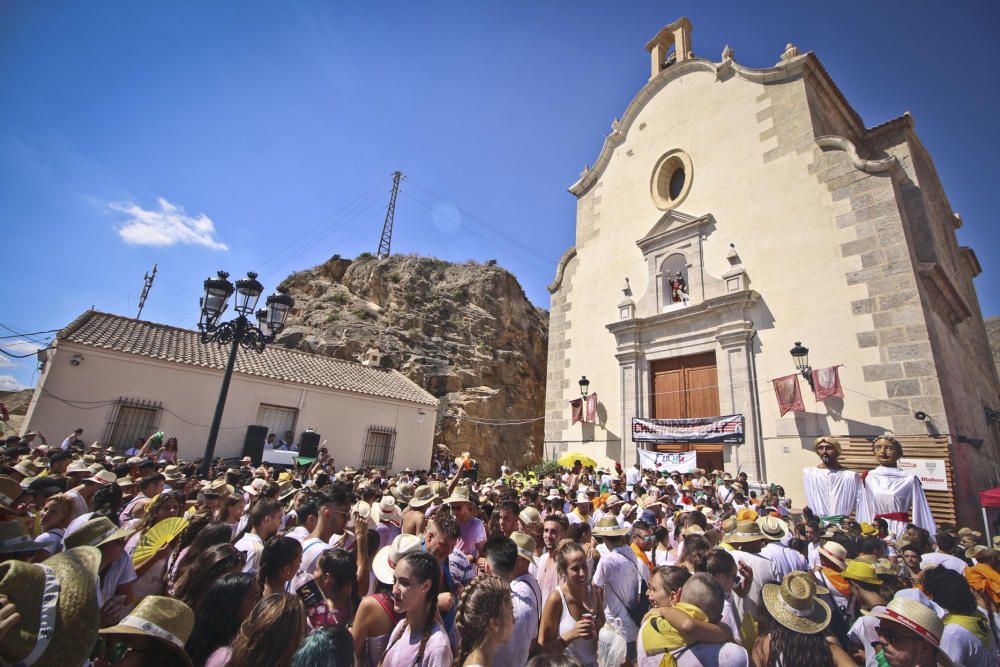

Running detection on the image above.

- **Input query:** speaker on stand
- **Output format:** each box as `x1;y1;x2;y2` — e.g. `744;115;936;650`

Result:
242;425;268;467
299;430;320;459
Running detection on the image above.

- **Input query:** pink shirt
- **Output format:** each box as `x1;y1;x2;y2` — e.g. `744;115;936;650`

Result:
456;517;486;557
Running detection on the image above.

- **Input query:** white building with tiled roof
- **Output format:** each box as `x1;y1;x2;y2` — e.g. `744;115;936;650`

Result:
22;310;437;470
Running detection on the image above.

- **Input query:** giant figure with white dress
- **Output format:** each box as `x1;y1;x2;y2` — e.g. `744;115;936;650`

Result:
802;436;862;524
856;435;936;539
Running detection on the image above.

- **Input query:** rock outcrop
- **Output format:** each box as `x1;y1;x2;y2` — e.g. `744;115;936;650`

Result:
277;254;548;474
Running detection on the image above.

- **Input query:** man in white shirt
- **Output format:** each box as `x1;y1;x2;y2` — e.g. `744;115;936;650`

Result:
922;566;999;667
593;516;642;662
919;531;968;574
722;520;779;617
490;533;543;667
626;462;642;487
802;436;862;523
757;516;807;579
235;497;283;574
60;427;84;450
716;475;736;505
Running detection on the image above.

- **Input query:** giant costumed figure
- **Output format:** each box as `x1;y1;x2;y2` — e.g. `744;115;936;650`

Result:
802;436;862;525
856;435;936;539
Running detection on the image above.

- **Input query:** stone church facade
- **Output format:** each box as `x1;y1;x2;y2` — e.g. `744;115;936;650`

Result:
544;18;1000;527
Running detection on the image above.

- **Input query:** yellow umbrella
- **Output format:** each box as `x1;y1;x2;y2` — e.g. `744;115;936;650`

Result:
557;452;598;468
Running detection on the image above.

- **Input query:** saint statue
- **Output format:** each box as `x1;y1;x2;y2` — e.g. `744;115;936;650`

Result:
802;437;861;525
670;271;687;303
856;435;936;539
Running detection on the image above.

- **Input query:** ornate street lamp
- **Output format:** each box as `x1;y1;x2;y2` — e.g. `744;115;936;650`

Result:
198;271;294;475
579;376;591;398
790;341;815;390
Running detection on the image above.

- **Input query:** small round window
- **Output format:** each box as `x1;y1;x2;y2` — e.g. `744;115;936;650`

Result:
651;149;693;210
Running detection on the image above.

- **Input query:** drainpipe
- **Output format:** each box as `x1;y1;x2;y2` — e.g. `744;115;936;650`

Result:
749;329;766;482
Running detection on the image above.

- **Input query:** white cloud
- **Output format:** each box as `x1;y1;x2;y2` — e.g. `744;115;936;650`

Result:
111;197;228;251
0;357;13;368
3;340;42;355
0;375;26;391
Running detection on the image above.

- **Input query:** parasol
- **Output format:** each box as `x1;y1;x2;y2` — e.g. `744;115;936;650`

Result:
557;452;598;468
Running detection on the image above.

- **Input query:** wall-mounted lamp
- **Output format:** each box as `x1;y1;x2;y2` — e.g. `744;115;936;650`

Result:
579;376;591;397
986;407;1000;426
789;342;814;390
70;354;83;367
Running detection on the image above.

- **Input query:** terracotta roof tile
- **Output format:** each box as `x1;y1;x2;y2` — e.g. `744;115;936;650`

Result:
58;311;438;407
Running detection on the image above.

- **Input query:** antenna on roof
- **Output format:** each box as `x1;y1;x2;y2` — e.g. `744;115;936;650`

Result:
136;264;157;320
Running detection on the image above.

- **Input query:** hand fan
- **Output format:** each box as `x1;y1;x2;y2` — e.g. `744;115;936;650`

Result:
132;516;188;568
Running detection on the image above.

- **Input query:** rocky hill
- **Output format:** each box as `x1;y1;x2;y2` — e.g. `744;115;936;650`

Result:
276;253;548;474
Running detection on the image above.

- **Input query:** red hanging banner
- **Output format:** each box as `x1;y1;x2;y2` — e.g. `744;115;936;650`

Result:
773;374;805;416
812;365;844;401
570;398;583;425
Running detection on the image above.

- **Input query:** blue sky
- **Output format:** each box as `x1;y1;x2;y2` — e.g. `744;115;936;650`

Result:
2;2;998;391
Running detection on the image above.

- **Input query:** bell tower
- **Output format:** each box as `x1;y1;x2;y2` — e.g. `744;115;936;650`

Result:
645;17;693;80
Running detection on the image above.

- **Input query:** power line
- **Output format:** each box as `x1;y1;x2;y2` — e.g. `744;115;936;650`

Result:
0;329;60;339
405;178;559;267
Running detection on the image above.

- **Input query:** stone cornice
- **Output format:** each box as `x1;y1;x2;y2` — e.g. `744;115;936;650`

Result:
816;135;900;174
547;246;578;294
568;50;882;197
606;289;760;335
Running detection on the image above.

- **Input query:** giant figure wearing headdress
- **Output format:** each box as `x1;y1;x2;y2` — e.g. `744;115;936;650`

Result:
802;436;862;524
856;435;936;539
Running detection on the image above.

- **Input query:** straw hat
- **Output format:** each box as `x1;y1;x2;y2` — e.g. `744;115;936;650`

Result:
372;534;422;585
0;521;44;555
240;456;252;464
430;481;448;498
100;595;195;667
408;485;437;509
510;531;536;561
443;486;474;506
0;546;101;667
756;516;788;541
842;560;882;586
393;483;415;504
682;525;706;537
64;517;137;550
763;571;831;634
593;515;629;537
620;503;637;519
163;465;184;482
84;470;117;486
723;520;768;544
65;460;89;475
859;522;878;536
242;478;266;496
874;597;956;665
818;541;848;571
378;496;403;523
0;477;23;512
574;491;590;504
518;506;541;527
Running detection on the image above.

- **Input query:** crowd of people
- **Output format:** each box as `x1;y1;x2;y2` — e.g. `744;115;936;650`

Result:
0;428;997;667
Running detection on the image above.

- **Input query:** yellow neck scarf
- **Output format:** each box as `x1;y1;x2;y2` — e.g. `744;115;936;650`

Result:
943;612;993;647
640;602;706;667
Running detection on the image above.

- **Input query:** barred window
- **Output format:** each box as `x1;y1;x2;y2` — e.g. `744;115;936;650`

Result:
103;398;162;451
362;426;397;468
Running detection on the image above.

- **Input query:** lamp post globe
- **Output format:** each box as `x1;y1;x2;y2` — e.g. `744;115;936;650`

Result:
197;270;294;476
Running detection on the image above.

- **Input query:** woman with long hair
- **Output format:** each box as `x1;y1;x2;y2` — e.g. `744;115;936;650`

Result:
217;493;246;538
166;515;230;595
183;573;260;667
538;539;605;667
651;525;674;567
679;533;712;573
259;535;303;597
381;550;452;667
124;490;184;600
752;571;854;667
453;574;514;667
228;593;307;667
158;436;179;463
174;543;247;611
